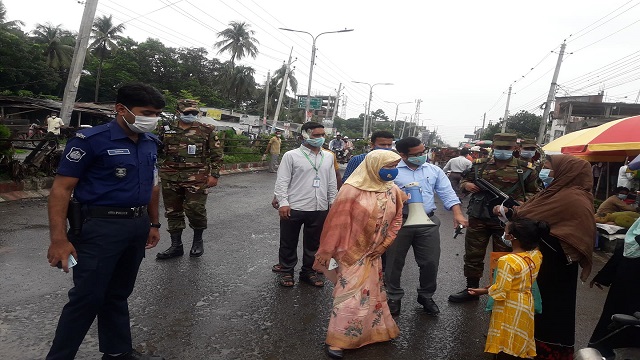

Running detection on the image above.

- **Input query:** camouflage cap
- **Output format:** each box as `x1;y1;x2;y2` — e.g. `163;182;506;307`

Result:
520;138;537;148
177;99;199;113
493;133;517;146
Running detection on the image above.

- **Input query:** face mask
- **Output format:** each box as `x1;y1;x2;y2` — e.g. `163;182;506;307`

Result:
539;169;554;187
501;234;513;248
493;149;513;161
379;168;399;181
306;137;325;148
373;146;392;151
618;194;628;200
124;106;158;133
180;114;198;123
407;155;427;166
520;150;535;159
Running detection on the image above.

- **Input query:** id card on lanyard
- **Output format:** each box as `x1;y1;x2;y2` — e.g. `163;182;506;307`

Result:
300;148;324;188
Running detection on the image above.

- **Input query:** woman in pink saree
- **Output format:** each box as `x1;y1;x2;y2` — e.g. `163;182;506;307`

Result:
314;150;406;359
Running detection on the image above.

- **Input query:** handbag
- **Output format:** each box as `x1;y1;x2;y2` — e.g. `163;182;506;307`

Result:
485;258;542;314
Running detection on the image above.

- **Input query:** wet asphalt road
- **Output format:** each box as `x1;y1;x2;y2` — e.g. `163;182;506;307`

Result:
0;170;610;360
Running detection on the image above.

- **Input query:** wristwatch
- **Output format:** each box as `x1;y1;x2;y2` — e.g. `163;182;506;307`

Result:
150;223;162;228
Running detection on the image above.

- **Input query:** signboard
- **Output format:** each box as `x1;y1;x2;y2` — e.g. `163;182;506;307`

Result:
239;115;260;126
297;96;323;110
206;109;222;120
464;134;475;139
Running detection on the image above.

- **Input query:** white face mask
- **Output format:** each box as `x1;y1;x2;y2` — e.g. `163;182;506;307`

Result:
124;106;158;133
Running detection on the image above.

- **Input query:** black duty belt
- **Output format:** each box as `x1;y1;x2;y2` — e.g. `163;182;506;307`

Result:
403;211;434;219
85;205;148;218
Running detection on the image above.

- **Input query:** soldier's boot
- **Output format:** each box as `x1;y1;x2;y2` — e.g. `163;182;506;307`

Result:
190;229;204;257
448;277;481;303
156;231;184;260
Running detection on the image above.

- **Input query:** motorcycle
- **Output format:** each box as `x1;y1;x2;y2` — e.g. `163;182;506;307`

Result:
333;148;351;164
574;311;640;360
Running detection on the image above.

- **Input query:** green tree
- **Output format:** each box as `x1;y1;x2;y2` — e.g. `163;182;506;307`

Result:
482;111;541;140
226;65;256;109
31;23;74;71
89;15;125;102
214;21;259;69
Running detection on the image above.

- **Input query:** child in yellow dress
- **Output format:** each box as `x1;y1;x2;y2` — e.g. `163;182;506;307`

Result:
469;218;547;359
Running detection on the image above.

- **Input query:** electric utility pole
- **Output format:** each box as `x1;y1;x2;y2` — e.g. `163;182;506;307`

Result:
480;112;486;139
537;41;567;144
60;0;98;125
330;83;342;122
261;71;270;134
500;85;512;133
414;99;422;137
271;48;293;133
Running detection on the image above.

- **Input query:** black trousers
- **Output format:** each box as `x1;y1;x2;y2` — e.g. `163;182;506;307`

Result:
278;210;328;275
46;215;150;360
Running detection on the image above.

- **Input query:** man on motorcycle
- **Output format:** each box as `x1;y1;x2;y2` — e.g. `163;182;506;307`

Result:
329;135;345;152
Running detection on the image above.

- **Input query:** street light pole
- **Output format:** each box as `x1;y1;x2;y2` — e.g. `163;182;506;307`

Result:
279;28;353;122
384;100;412;138
352;81;393;138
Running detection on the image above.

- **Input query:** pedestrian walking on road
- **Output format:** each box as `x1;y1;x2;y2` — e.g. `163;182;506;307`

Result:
442;147;473;199
265;129;282;173
469;218;546;360
494;155;595;360
45;83;165;360
314;150;406;359
449;133;540;303
272;121;337;287
384;137;468;316
156;99;224;260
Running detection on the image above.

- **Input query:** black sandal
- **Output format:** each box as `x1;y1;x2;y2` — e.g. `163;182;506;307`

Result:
278;273;295;287
272;263;288;273
300;272;325;287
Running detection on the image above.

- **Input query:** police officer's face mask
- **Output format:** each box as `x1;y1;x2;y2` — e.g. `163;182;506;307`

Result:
123;106;158;133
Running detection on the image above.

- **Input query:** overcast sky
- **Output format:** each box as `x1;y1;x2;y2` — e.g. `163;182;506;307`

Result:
4;0;640;144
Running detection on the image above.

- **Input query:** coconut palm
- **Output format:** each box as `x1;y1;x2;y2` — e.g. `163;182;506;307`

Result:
214;21;259;69
226;65;256;108
90;15;125;102
31;23;74;70
0;0;24;31
270;63;298;96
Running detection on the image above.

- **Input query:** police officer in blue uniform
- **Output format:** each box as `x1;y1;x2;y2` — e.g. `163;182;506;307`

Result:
46;84;165;360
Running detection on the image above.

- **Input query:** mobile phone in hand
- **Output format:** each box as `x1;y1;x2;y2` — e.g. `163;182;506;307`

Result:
56;254;78;270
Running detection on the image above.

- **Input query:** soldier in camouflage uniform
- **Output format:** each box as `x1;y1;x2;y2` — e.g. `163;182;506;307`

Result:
448;133;542;302
156;99;224;259
519;138;545;172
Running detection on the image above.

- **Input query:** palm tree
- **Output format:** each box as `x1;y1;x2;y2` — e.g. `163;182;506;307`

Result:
31;23;74;70
271;63;298;96
89;15;125;102
0;0;23;31
226;65;256;109
214;21;259;69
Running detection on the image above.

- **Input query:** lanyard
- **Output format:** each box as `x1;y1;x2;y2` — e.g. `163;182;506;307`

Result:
299;148;324;174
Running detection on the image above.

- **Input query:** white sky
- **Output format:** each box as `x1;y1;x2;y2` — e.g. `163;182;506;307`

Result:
4;0;640;144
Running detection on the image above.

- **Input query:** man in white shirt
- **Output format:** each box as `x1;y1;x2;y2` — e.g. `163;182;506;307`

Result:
273;122;337;288
617;164;634;189
47;112;64;135
442;148;473;199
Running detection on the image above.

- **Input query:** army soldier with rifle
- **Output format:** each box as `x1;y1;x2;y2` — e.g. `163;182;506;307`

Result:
156;99;224;259
448;133;541;303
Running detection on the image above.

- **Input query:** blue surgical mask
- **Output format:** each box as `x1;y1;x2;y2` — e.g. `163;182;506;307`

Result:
501;234;513;248
493;149;513;161
618;194;628;200
520;150;535;159
379;168;399;181
180;114;198;123
407;155;427;166
373;146;392;150
306;137;325;148
539;169;554;187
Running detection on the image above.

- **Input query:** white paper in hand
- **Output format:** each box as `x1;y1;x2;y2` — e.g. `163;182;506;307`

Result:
328;258;338;270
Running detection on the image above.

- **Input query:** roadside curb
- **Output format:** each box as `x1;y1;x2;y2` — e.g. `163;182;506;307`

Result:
0;161;270;202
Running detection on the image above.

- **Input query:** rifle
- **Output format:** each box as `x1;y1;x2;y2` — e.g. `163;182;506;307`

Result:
474;178;521;209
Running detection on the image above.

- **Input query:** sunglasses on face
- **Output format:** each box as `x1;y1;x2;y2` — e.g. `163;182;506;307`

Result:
183;110;199;116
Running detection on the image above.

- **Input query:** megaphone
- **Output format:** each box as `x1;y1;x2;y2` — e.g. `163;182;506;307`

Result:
403;182;436;227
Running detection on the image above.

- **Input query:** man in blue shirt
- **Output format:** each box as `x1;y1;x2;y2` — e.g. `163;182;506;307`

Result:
384;137;468;316
341;130;395;182
46;84;165;360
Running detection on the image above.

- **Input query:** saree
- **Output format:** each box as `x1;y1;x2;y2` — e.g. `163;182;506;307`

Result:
315;184;405;349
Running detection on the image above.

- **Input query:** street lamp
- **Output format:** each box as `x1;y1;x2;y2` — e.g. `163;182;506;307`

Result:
279;27;354;122
384;100;413;137
352;81;393;138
